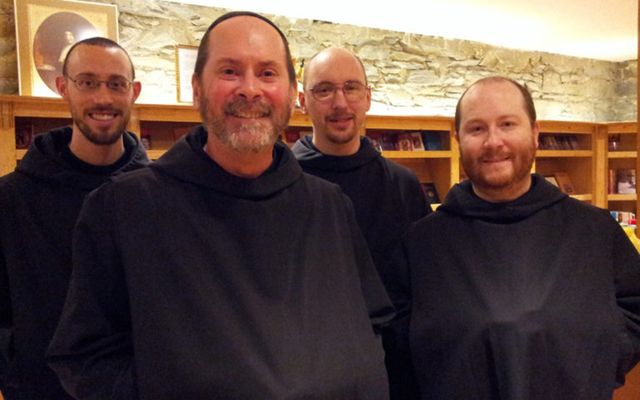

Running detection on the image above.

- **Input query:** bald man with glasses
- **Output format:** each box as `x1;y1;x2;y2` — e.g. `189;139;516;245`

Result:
292;47;429;399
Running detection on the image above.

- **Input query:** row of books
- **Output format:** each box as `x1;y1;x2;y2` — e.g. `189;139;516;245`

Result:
367;131;446;152
610;210;636;226
608;168;637;194
538;135;580;150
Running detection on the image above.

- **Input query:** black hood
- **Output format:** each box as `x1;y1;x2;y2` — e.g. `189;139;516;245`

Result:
439;173;568;223
15;126;149;190
151;125;302;200
291;135;380;172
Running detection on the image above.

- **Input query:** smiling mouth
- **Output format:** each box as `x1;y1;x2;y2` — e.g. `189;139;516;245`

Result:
328;114;354;123
89;111;119;121
228;111;270;119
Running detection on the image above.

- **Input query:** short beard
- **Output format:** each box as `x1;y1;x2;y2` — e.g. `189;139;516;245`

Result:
461;141;536;193
200;96;290;153
75;119;125;146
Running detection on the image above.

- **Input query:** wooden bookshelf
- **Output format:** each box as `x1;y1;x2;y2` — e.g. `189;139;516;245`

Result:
0;95;636;210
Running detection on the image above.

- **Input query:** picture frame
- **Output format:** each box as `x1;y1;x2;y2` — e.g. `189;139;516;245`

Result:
175;45;198;103
14;0;119;97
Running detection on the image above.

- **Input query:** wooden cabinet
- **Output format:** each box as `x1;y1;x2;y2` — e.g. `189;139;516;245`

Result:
0;95;637;211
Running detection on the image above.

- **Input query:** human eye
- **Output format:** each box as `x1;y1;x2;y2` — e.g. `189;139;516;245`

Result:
75;76;97;90
464;123;485;135
313;83;335;98
107;78;129;92
344;81;364;93
218;66;239;79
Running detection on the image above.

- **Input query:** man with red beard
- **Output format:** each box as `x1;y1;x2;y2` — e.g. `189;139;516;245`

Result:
291;47;428;399
401;76;640;399
0;37;148;400
47;12;393;400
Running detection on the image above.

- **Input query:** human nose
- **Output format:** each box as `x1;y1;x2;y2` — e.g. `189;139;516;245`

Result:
483;126;503;147
236;74;261;101
92;82;114;104
330;86;348;107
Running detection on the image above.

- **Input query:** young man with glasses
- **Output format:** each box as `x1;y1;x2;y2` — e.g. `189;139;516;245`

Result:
0;37;148;400
292;47;428;399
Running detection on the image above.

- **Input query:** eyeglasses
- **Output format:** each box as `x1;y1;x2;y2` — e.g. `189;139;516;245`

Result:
66;74;133;94
309;81;368;102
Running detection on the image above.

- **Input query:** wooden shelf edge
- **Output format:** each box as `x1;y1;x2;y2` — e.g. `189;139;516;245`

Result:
382;150;453;159
608;194;637;201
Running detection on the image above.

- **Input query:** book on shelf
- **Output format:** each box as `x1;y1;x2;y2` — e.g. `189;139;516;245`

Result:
554;172;575;194
610;210;636;226
539;134;579;150
409;132;425;150
396;133;414;151
140;127;152;150
15;124;33;149
283;130;301;144
544;175;559;187
608;169;617;194
380;133;397;151
366;132;383;152
616;168;636;194
420;182;440;205
421;131;444;150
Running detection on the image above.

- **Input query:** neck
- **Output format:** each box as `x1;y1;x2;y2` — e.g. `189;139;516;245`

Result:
69;129;125;166
311;133;360;156
204;134;274;178
471;176;533;203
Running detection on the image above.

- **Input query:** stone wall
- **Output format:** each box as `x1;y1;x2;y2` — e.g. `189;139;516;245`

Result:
0;0;636;121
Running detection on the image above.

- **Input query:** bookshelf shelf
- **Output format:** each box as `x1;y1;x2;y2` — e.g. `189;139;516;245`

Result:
0;95;635;213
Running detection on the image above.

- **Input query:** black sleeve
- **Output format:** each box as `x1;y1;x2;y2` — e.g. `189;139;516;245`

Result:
383;232;419;400
612;224;640;385
47;186;136;400
0;242;12;390
343;194;395;331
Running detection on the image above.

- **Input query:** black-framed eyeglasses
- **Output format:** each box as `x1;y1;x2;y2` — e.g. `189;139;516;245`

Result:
66;74;133;94
309;81;368;102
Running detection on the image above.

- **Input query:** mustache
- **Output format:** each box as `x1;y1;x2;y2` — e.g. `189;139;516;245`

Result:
224;98;271;116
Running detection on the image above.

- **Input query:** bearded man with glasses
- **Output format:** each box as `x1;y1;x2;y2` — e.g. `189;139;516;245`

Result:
0;37;148;400
292;47;429;399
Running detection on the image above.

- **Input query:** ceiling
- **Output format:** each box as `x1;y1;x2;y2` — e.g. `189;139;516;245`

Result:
171;0;637;62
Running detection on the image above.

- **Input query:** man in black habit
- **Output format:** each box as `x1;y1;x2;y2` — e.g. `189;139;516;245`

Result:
291;47;428;399
47;11;394;400
402;76;640;399
0;38;147;400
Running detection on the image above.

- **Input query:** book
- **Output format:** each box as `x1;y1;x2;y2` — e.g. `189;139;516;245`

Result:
396;133;414;151
420;182;440;204
608;169;617;194
544;175;558;187
409;132;425;150
421;131;443;150
284;130;301;144
366;132;383;152
15;124;33;149
616;168;636;194
554;172;575;194
380;133;397;151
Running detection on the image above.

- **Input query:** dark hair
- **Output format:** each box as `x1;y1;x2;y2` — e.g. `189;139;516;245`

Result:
62;37;135;79
303;48;369;88
193;11;296;86
454;76;536;133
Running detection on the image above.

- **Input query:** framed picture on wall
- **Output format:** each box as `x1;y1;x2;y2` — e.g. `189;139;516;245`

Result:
175;45;197;103
14;0;118;97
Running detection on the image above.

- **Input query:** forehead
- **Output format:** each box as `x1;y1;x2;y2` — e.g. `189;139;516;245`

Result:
67;45;131;77
207;16;287;66
306;51;365;84
460;81;526;120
